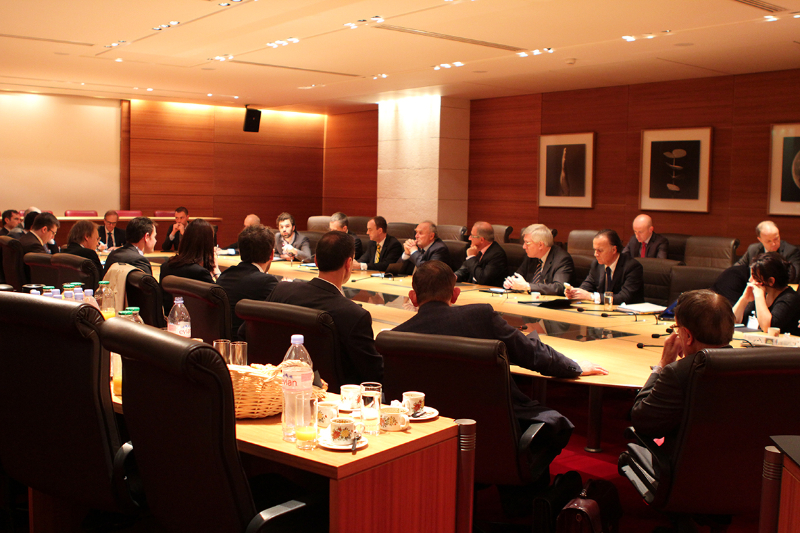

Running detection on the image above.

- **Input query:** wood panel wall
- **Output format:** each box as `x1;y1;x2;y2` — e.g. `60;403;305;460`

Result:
468;68;800;253
127;101;325;246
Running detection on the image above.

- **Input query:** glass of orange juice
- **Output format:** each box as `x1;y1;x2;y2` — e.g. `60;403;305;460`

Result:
111;352;122;396
294;397;318;450
101;309;116;321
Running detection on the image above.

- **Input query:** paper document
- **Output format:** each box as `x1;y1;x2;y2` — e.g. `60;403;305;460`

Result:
617;302;667;314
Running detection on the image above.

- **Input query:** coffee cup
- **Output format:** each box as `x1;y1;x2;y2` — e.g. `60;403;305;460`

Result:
403;391;425;417
767;327;780;337
380;406;410;431
339;384;361;410
329;417;363;445
317;402;339;428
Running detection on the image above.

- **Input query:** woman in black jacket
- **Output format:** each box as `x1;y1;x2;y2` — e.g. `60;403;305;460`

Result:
160;218;218;313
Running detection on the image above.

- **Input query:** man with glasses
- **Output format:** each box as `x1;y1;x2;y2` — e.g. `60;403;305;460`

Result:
736;220;800;283
454;221;508;287
631;289;734;450
504;223;573;295
19;213;60;255
99;210;126;251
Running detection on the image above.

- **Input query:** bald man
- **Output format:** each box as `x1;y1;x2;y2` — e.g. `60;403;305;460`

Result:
737;220;800;283
224;214;261;250
454;221;508;287
622;214;669;259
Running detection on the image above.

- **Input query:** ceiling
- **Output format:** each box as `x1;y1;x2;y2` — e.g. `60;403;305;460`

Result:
1;0;799;114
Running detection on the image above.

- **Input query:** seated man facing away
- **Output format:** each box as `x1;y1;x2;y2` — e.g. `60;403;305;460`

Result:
504;223;573;296
631;290;734;453
621;214;669;259
103;217;157;277
329;212;362;260
395;261;607;474
454;221;508;287
737;220;800;283
351;216;403;272
161;206;188;252
19;212;60;255
399;220;450;275
217;224;279;341
61;220;103;277
269;231;384;385
274;212;312;262
565;229;644;305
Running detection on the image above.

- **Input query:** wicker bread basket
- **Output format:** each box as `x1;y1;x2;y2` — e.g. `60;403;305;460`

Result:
229;360;327;419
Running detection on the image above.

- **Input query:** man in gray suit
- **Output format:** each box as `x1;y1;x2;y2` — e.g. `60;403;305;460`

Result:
504;223;573;296
737;220;800;282
399;220;450;275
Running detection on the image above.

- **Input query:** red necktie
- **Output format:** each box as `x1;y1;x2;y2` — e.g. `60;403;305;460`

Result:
640;241;646;258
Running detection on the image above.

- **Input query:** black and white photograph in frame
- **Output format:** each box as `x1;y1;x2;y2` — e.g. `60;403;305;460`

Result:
769;123;800;216
640;127;711;212
538;132;594;208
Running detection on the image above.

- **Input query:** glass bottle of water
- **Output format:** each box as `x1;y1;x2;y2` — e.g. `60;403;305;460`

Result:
96;281;116;319
126;307;145;325
167;297;191;338
281;335;314;442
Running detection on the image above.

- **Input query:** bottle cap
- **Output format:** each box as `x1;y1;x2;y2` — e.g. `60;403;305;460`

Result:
126;307;140;312
64;291;74;298
30;290;40;295
291;334;304;344
85;289;94;296
174;297;184;304
75;293;84;301
119;310;133;316
52;289;61;296
99;281;110;285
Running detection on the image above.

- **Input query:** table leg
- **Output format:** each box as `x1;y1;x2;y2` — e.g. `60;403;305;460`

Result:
585;386;603;453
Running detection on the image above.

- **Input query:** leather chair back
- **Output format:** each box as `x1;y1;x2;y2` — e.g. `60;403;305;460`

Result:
442;240;468;272
236;300;342;391
492;225;513;244
683;236;739;269
0;236;27;290
635;258;683;306
64;210;98;217
387;222;415;240
567;230;598;257
116;210;143;217
668;266;723;304
24;252;59;287
126;270;166;328
161;276;231;342
660;348;800;514
100;318;257;532
436;225;467;242
570;254;595;287
376;331;530;486
348;216;371;234
304;230;324;257
661;233;690;263
52;252;100;291
500;243;526;277
306;216;330;232
0;294;136;513
358;235;370;257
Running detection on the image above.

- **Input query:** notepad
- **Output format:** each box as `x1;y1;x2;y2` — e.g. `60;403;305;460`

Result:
617;302;667;314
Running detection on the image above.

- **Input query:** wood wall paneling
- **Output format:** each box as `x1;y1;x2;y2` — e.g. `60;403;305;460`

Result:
213;143;323;194
130;100;215;142
324;110;379;149
130;139;214;197
129;194;215;219
120;100;131;209
541;86;629;134
470;94;541;140
213;195;323;247
733;69;800;126
213;106;325;148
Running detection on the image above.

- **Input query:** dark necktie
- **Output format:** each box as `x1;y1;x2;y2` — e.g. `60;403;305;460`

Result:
605;266;612;292
108;230;114;248
532;259;543;285
640;241;646;258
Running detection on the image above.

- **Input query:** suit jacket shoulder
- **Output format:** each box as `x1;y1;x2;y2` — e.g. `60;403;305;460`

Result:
103;244;152;278
19;232;47;254
61;243;103;278
359;235;403;272
454;240;508;287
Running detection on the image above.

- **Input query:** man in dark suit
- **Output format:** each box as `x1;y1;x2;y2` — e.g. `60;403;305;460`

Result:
161;206;188;252
223;214;261;251
454;221;508;287
103;216;157;277
60;220;103;278
19;212;60;255
0;210;22;237
274;212;312;261
98;210;126;250
399;221;450;275
504;223;573;296
621;214;669;259
395;261;607;475
566;229;645;305
352;216;402;272
736;220;800;282
270;231;383;385
217;224;279;340
631;290;734;453
329;212;362;259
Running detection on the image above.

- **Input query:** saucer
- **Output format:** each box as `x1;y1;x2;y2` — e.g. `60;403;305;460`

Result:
317;435;368;451
409;407;439;422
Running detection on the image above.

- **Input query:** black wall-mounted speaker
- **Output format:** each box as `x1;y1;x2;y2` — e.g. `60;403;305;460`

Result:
243;108;261;132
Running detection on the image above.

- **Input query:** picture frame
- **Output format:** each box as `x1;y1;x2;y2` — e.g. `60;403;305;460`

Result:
640;127;712;212
538;132;594;208
768;123;800;216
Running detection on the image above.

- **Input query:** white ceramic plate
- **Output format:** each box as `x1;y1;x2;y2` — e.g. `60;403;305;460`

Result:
409;407;439;422
317;435;368;451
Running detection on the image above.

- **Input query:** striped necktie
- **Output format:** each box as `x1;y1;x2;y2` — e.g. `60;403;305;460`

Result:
532;260;543;285
375;243;382;263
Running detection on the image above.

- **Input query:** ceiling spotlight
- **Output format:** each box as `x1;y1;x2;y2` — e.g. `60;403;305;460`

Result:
544;47;554;53
442;63;452;68
104;45;112;48
160;24;169;28
147;88;153;91
219;2;230;6
453;61;464;67
765;15;778;21
267;43;278;48
111;43;119;46
662;30;671;33
622;35;635;41
645;34;655;39
170;21;180;25
287;38;299;43
344;22;357;29
234;96;239;99
433;65;441;70
133;87;138;90
381;73;387;78
119;40;126;43
371;16;384;23
532;49;541;55
153;27;162;31
208;93;213;96
115;58;123;62
517;51;528;57
275;40;288;46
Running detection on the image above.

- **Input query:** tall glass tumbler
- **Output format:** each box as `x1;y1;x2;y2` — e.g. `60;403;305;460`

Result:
360;382;382;436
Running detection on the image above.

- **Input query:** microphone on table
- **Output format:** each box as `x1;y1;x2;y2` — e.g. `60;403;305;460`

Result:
637;343;661;349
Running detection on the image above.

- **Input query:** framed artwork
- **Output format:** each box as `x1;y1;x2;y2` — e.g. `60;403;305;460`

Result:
538;132;594;208
640;127;712;212
769;123;800;215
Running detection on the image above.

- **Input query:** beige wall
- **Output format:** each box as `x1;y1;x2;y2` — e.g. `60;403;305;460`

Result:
0;93;120;216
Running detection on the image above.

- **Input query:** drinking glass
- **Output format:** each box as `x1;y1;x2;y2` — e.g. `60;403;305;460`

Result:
213;339;231;364
360;382;382;436
603;291;614;311
294;396;318;450
230;341;248;366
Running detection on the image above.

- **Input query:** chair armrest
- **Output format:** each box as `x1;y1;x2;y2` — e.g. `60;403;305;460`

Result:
246;500;307;533
624;426;671;483
113;441;145;511
519;422;545;452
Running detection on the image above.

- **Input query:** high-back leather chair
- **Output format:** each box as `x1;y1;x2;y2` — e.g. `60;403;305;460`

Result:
304;231;324;257
437;225;467;242
443;240;468;272
53;252;100;291
24;252;59;287
0;294;139;514
236;300;343;392
387;222;415;240
635;258;683;306
126;270;166;328
348;216;371;234
619;347;800;524
161;276;231;342
64;210;98;217
376;331;548;487
116;210;143;217
661;233;690;263
492;224;513;244
99;318;309;533
668;265;724;304
499;242;526;277
306;216;330;233
0;236;27;290
683;236;739;269
567;230;598;286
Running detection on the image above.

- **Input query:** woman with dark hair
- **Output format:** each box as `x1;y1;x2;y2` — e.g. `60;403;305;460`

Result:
61;220;103;280
733;252;800;335
159;218;218;312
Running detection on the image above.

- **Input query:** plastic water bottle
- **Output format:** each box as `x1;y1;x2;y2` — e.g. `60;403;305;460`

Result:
97;281;116;319
281;334;314;442
83;289;100;310
126;307;145;325
167;297;191;338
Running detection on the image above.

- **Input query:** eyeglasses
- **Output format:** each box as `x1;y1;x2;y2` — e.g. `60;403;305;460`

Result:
104;220;117;226
469;234;480;239
522;240;536;247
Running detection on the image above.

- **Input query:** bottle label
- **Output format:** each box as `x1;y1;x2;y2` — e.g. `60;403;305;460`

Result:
282;367;313;391
168;322;191;338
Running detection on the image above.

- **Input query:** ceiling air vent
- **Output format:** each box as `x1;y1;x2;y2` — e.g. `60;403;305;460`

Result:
729;0;788;12
373;24;525;52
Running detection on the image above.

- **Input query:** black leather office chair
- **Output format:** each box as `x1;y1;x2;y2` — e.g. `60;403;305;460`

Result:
492;224;513;244
347;216;371;235
387;222;415;240
635;258;684;306
100;318;313;533
567;230;598;286
305;216;330;233
683;236;740;269
619;347;800;530
303;230;324;257
0;293;140;515
53;252;100;291
126;269;166;328
24;252;59;287
661;233;690;263
668;266;724;304
161;276;231;342
376;331;548;487
0;236;26;290
236;300;342;392
443;240;468;272
500;243;526;277
437;224;467;241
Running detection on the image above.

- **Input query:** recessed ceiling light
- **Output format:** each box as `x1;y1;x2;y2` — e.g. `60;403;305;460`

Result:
111;43;119;47
433;65;440;70
517;52;528;57
544;47;554;53
287;38;299;43
371;16;384;23
765;15;778;21
442;63;452;68
160;24;169;28
662;30;671;33
219;2;230;6
622;36;635;41
208;94;213;97
153;27;162;31
453;61;464;67
147;88;153;91
133;87;138;90
234;96;239;99
532;49;541;55
170;21;180;25
115;58;123;62
645;34;655;39
104;45;112;48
